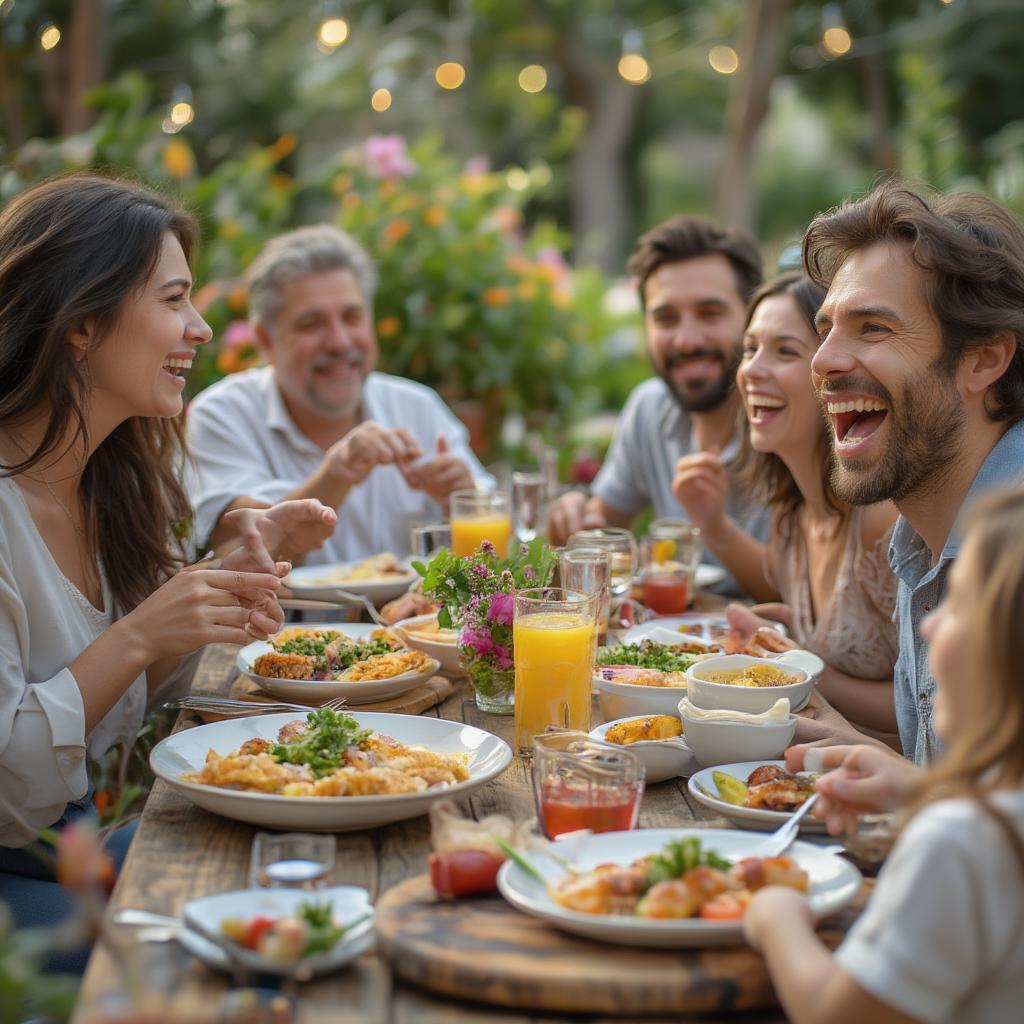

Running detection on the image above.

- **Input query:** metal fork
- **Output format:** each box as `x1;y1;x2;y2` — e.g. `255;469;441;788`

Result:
749;793;820;858
164;695;348;716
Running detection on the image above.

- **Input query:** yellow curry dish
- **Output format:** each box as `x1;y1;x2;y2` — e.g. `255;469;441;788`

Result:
696;664;800;688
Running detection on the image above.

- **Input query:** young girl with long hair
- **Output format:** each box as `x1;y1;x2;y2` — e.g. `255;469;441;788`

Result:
0;173;334;954
673;272;899;738
745;487;1024;1023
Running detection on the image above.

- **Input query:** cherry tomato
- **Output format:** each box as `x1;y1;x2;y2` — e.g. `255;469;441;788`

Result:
699;894;746;921
429;850;503;899
241;915;277;949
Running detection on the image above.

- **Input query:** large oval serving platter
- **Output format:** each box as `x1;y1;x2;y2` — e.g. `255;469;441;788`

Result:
151;712;512;831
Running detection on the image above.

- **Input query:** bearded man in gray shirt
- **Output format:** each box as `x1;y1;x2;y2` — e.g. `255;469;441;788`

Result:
547;215;770;597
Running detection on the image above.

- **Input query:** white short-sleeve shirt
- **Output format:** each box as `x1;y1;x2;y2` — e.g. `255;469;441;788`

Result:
836;792;1024;1023
185;367;491;563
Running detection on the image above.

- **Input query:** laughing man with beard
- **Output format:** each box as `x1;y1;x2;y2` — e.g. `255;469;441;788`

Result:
792;182;1024;765
187;225;488;563
547;215;770;597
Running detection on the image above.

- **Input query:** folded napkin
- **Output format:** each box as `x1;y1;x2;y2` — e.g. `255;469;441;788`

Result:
678;697;791;724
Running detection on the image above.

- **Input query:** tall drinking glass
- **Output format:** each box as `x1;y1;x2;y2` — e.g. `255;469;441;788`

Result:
567;527;638;599
449;489;513;558
513;588;599;756
511;470;547;543
559;546;611;643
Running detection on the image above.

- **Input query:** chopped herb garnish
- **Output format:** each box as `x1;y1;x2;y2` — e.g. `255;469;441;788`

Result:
269;707;371;778
597;640;697;673
646;837;732;885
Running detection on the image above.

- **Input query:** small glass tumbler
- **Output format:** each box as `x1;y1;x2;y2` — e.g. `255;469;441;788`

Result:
567;527;638;600
532;731;645;840
640;520;702;615
409;522;452;560
511;470;547;543
249;832;336;889
559;546;611;643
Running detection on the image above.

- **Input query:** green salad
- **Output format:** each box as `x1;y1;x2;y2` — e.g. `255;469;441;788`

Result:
270;707;371;778
596;639;698;673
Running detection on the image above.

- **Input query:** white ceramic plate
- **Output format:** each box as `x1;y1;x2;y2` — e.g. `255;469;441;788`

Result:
285;562;417;604
236;623;438;704
182;885;374;977
694;564;728;590
498;827;860;947
151;712;512;832
391;613;465;679
589;717;699;783
688;760;827;833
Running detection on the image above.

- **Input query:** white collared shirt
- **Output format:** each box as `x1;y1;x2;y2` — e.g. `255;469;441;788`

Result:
185;367;491;563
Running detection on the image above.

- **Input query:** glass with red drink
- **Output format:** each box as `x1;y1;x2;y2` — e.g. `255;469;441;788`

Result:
532;731;645;840
640;520;702;616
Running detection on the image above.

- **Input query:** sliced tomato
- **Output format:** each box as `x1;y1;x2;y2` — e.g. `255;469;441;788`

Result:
241;914;278;950
429;850;503;899
699;893;746;921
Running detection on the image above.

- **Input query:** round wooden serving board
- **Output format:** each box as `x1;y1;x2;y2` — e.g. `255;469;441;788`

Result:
376;873;871;1016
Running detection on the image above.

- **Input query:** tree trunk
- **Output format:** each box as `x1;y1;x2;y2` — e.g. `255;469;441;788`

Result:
62;0;105;134
554;35;643;273
714;0;792;232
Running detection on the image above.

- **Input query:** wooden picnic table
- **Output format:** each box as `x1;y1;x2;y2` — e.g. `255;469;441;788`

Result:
74;635;803;1024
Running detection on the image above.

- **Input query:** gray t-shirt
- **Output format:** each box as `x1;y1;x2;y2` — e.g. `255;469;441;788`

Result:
591;377;770;597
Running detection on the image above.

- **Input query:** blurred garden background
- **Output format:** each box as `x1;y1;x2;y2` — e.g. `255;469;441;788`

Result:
3;0;1023;469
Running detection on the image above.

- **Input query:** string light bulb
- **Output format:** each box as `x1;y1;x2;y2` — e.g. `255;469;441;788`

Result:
518;65;547;93
618;27;650;84
435;62;466;90
708;45;739;74
39;23;61;50
317;17;349;52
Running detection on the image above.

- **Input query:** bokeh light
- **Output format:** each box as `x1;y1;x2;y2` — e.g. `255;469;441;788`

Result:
708;46;739;74
371;88;392;112
435;62;466;90
618;54;651;84
518;65;547;93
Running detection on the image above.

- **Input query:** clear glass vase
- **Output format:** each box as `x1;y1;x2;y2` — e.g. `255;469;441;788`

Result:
465;661;515;715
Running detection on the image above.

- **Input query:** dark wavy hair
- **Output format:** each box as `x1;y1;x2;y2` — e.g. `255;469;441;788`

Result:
803;180;1024;423
733;272;842;537
0;172;197;611
627;214;763;308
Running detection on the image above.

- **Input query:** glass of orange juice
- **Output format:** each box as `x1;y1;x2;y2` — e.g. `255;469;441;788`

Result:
449;489;513;558
513;588;599;756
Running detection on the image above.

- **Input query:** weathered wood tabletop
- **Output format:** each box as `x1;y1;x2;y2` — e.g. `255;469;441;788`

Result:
74;641;798;1024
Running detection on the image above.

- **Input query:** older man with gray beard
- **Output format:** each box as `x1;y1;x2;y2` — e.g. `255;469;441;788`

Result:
187;225;489;563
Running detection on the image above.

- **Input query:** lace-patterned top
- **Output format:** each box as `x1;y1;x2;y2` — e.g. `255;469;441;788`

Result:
765;506;898;681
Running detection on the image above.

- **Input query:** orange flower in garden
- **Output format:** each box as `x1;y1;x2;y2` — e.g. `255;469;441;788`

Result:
162;139;195;179
505;254;533;276
383;218;411;245
269;172;292;191
56;821;116;895
342;192;361;213
377;316;402;338
216;349;243;375
490;205;523;233
218;219;243;239
227;284;248;313
271;132;298;159
516;279;538;301
378;179;398;200
333;172;355;196
422;205;446;228
482;286;510;307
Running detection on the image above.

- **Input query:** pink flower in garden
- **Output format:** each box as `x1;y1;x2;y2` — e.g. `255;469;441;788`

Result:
222;319;254;350
571;455;601;485
472;563;491;578
364;134;415;179
461;623;494;657
464;155;490;176
487;591;514;625
480;540;496;556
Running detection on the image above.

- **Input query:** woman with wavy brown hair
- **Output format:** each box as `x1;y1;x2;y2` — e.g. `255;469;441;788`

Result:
746;487;1024;1024
674;272;899;740
0;172;334;963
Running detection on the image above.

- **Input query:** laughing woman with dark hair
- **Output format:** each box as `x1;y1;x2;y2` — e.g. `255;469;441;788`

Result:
0;173;335;964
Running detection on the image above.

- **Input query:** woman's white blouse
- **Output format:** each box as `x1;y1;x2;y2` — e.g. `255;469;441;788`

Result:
0;477;147;846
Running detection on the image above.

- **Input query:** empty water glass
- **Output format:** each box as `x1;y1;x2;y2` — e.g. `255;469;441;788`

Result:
511;470;547;542
409;522;452;560
559;546;611;642
567;527;638;598
249;832;335;889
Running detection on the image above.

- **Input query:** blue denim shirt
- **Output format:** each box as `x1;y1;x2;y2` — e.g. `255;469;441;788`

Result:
889;419;1024;764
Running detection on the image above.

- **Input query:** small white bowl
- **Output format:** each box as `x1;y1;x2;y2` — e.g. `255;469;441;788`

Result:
589;717;699;783
686;653;814;714
678;709;797;768
593;671;689;722
392;613;464;678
